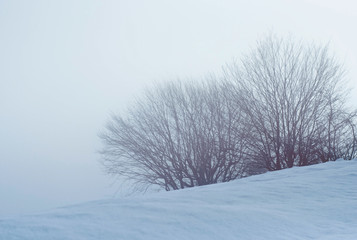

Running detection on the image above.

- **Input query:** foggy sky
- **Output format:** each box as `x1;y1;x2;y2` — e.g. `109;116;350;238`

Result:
1;0;356;217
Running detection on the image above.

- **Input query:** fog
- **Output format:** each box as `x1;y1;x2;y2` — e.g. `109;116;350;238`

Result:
1;0;356;217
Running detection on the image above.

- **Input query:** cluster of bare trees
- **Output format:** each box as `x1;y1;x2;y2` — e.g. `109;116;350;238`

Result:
100;35;357;191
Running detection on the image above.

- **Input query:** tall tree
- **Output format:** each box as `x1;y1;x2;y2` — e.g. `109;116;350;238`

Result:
224;34;355;170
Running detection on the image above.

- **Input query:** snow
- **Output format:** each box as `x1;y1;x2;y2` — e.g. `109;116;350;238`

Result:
1;160;357;240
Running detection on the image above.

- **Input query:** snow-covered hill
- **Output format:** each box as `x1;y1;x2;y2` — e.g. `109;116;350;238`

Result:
1;160;356;240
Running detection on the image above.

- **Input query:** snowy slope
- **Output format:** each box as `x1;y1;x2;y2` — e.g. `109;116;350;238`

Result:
1;160;357;240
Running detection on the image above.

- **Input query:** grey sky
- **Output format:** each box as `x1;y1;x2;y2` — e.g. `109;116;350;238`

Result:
1;0;356;217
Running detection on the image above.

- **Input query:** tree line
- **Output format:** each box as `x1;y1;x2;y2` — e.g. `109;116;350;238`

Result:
100;35;357;191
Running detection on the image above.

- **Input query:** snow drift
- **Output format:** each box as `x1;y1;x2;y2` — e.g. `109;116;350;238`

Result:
1;160;357;240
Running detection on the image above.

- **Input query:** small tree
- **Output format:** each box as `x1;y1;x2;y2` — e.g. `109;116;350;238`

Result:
224;34;356;170
100;80;248;191
317;100;357;162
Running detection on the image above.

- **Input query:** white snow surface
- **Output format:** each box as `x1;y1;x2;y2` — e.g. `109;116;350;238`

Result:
1;160;357;240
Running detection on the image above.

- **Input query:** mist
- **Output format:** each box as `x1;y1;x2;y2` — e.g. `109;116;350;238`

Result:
1;0;356;217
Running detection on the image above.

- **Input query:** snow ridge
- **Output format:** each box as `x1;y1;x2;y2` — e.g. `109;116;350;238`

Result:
1;160;357;240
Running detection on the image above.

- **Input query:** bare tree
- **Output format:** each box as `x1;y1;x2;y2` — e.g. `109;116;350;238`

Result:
316;99;357;162
224;34;355;170
100;79;248;191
